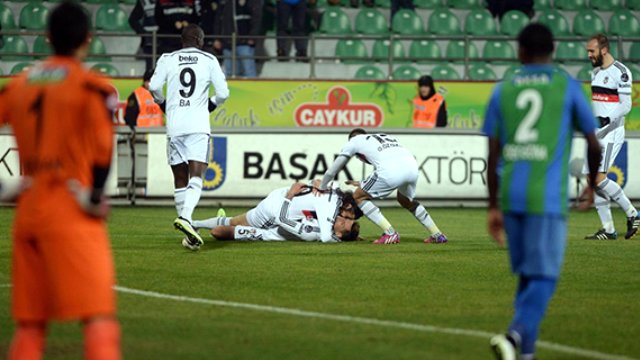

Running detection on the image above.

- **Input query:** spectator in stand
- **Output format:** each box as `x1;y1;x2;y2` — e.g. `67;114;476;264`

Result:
199;0;219;52
487;0;534;19
124;69;165;129
213;0;262;77
155;0;201;55
276;0;308;62
391;0;414;22
411;75;447;128
129;0;159;71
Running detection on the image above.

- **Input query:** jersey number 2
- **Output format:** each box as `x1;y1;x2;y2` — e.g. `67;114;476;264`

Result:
179;68;196;98
515;89;542;143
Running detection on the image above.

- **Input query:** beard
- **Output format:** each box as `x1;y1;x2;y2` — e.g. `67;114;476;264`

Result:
591;53;604;68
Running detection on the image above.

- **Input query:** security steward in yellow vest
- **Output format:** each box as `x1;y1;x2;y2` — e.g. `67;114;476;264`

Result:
412;75;447;128
124;69;164;128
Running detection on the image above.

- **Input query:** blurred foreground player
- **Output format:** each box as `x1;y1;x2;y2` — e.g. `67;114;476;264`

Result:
483;23;601;360
0;2;120;359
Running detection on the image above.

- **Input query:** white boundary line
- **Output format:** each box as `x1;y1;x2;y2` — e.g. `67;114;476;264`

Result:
114;285;635;360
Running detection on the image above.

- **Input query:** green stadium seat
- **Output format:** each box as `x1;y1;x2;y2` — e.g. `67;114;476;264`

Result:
355;65;386;80
120;0;138;4
392;65;422;80
464;9;497;35
533;0;551;9
608;40;619;58
0;3;16;30
335;39;368;64
628;42;640;61
576;64;592;81
0;35;29;61
500;10;529;36
467;64;497;80
555;41;583;64
483;41;515;64
409;40;441;63
374;0;391;8
413;0;441;8
32;35;52;59
502;65;522;79
608;10;640;37
573;10;605;37
87;0;118;3
446;40;479;62
19;2;49;31
355;8;388;35
391;9;424;35
554;0;586;10
95;4;131;32
91;63;120;77
10;62;32;75
427;8;462;35
592;0;622;10
319;8;352;34
627;64;640;81
536;9;570;37
372;39;406;62
629;0;640;10
88;36;110;61
448;0;483;9
431;64;460;80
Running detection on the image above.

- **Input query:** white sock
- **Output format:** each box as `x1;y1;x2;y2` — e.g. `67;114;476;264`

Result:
174;187;186;216
597;178;638;218
411;204;441;235
192;217;230;229
594;193;615;233
358;200;395;234
180;177;203;223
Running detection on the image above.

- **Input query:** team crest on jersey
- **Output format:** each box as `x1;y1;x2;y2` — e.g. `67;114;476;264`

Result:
607;142;627;188
603;76;609;84
621;73;629;82
203;136;227;191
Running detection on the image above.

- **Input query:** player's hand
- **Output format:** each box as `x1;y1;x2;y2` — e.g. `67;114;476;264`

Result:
577;186;595;211
0;177;32;202
286;182;307;199
487;208;505;247
344;180;360;187
67;180;110;219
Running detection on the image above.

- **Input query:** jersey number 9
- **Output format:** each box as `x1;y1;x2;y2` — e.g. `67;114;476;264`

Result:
179;68;196;98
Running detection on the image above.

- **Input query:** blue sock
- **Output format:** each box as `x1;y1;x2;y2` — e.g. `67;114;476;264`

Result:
509;276;557;356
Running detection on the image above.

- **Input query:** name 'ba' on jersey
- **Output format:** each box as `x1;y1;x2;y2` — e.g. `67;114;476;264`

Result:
149;47;229;137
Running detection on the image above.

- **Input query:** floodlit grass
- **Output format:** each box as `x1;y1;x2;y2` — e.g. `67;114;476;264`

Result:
0;206;638;359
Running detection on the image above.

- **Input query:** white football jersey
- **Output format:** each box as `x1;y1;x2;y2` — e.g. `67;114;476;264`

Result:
278;191;342;243
591;61;632;119
149;47;229;137
340;133;414;170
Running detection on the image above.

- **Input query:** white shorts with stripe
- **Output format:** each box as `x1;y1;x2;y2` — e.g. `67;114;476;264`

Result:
360;158;419;200
246;188;288;229
166;133;210;166
582;129;624;174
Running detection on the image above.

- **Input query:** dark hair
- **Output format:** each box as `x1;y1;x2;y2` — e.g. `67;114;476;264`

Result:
417;75;433;87
48;1;90;56
340;222;361;242
340;191;363;219
348;128;367;139
182;24;205;48
143;68;155;82
589;33;609;51
517;23;554;59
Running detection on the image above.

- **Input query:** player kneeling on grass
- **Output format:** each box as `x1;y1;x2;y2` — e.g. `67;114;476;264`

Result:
190;182;360;246
318;128;447;245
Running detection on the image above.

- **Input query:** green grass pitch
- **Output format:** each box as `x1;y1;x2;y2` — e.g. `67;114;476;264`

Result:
0;206;638;359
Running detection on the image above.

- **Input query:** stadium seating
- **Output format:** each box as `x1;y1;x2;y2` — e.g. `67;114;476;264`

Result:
446;40;479;62
555;41;583;64
355;65;386;80
499;10;529;36
430;64;460;80
409;40;441;63
483;41;515;64
573;10;605;36
0;35;29;61
467;63;497;80
464;9;497;35
608;10;640;37
392;65;422;80
95;4;131;32
92;63;120;77
448;0;484;9
355;8;388;35
591;0;622;10
427;8;462;35
628;42;640;61
334;39;368;64
628;64;640;81
554;0;587;10
32;35;52;59
413;0;442;8
319;8;352;34
608;40;619;58
120;0;138;4
502;65;522;79
0;3;16;30
372;39;406;62
536;9;570;36
10;62;32;75
392;9;424;35
533;0;551;9
374;0;391;8
88;36;110;61
629;0;640;10
576;64;592;81
19;2;49;31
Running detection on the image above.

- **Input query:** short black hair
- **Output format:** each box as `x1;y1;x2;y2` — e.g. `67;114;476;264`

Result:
182;24;205;47
143;68;155;82
589;33;609;51
348;128;367;139
48;1;90;56
341;222;361;242
517;23;554;59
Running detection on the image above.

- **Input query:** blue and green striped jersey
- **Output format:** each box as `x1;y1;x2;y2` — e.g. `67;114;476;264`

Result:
482;65;598;215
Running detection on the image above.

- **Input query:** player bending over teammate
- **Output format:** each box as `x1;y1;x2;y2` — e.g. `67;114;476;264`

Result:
319;128;447;245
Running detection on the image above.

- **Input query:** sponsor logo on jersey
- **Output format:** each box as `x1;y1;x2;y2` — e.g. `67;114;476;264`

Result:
179;55;198;63
608;141;627;188
294;86;384;127
203;136;227;191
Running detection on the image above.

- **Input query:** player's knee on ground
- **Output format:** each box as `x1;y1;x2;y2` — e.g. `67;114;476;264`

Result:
211;226;234;240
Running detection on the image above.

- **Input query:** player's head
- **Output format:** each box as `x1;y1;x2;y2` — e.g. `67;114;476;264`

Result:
348;128;367;139
517;23;554;64
143;68;154;88
333;208;358;241
47;1;91;58
341;191;363;219
182;24;205;49
417;75;434;98
587;34;610;68
340;222;361;242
